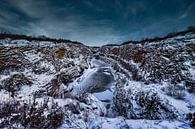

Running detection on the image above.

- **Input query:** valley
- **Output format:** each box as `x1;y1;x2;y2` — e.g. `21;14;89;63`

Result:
0;29;195;129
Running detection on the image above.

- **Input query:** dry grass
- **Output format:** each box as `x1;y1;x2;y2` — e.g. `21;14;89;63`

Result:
55;48;65;58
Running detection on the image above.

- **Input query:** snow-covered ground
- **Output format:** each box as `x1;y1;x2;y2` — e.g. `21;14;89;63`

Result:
89;117;191;129
0;32;195;128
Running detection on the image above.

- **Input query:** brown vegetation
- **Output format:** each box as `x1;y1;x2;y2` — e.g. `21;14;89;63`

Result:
55;48;65;58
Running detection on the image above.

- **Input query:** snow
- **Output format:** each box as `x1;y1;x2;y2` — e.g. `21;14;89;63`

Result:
0;90;12;102
24;50;42;62
0;39;67;47
0;74;10;81
89;117;192;129
93;89;113;102
69;67;95;95
185;92;195;112
35;97;74;108
1;33;195;128
166;95;190;114
33;73;54;85
17;84;39;101
70;58;115;95
189;67;195;80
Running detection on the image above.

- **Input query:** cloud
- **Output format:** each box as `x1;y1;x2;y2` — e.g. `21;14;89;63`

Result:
0;1;33;33
83;0;104;12
8;0;118;45
3;0;125;45
124;1;146;18
26;14;125;46
179;3;195;20
0;0;195;46
7;0;50;18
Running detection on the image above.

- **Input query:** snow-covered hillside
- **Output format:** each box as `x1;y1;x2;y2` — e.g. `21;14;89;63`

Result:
0;31;195;129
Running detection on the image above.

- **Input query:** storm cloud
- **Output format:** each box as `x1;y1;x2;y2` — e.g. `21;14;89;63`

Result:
0;0;195;46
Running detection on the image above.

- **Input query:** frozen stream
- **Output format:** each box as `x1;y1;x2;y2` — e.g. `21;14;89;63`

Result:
70;58;116;107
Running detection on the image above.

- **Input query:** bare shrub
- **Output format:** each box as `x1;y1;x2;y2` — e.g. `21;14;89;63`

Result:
164;84;186;99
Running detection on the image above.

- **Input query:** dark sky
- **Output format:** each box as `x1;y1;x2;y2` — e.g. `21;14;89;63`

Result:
0;0;195;46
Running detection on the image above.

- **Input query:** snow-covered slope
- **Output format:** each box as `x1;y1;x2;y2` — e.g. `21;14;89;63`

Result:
0;31;195;129
96;32;195;128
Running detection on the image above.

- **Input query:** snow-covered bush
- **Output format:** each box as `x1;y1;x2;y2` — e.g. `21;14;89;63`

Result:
0;98;64;129
2;73;32;97
113;83;135;119
133;89;178;119
42;72;71;98
185;80;195;93
113;83;179;120
186;112;195;127
164;83;186;99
